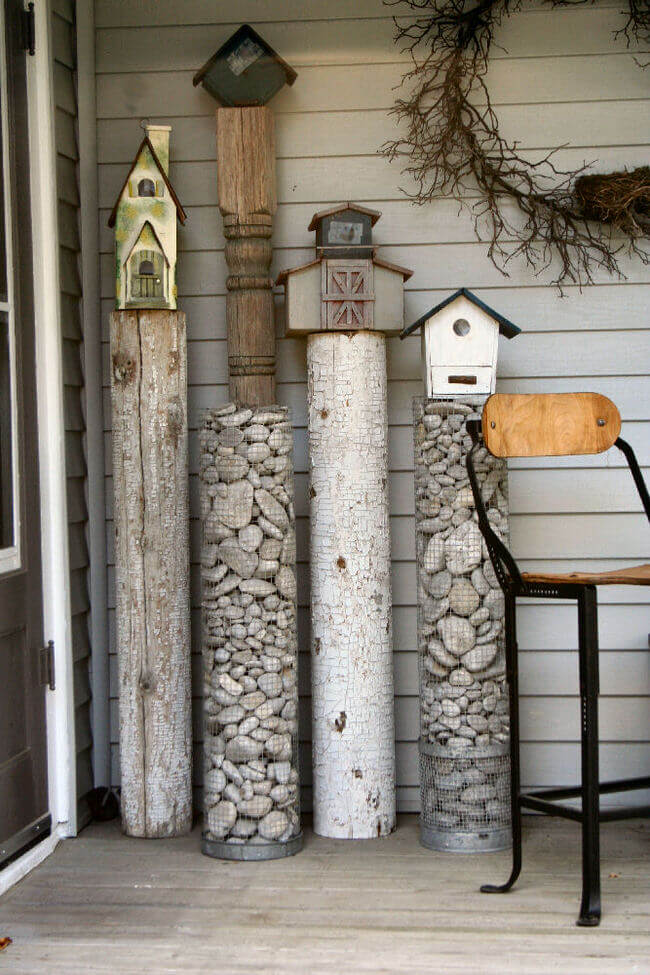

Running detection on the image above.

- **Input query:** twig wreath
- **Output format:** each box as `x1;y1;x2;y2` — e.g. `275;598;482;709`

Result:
381;0;650;288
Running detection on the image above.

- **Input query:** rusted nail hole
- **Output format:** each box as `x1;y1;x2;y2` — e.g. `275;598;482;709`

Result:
314;637;321;655
320;409;329;419
334;711;346;733
336;556;346;569
309;485;317;499
353;769;363;779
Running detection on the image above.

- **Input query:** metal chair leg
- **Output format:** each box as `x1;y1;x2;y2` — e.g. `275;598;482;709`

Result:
481;589;522;895
577;586;601;927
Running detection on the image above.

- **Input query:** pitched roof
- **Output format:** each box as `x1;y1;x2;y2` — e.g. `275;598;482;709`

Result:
400;288;521;340
108;137;187;228
276;255;413;287
125;220;170;267
308;203;382;231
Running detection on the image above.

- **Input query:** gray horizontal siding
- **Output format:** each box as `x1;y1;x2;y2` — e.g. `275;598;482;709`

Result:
95;0;650;808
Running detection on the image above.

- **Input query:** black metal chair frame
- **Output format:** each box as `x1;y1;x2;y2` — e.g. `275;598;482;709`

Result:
466;418;650;927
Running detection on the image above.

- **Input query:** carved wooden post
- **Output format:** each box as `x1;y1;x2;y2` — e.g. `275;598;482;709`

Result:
216;107;276;406
111;310;192;837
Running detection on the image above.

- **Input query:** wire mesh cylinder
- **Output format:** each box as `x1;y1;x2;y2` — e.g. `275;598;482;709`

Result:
414;397;511;852
200;404;302;860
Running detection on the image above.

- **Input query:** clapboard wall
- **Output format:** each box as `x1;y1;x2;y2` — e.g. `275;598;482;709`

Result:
53;0;93;827
94;0;650;810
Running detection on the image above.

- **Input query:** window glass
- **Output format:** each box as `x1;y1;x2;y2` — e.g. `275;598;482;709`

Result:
0;81;7;302
0;312;13;548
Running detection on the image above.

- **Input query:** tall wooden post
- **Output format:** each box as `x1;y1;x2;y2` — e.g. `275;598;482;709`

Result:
200;105;303;860
111;310;192;837
216;107;276;406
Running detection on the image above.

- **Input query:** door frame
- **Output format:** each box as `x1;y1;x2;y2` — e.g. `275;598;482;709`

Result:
0;0;76;894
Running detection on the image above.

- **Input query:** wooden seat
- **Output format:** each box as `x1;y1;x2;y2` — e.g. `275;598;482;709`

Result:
521;564;650;587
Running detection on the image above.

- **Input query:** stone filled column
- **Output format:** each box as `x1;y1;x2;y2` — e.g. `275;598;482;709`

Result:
200;404;302;859
414;397;511;852
308;331;396;839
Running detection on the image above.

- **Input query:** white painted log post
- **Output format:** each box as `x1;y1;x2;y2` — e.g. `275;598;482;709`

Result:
111;310;192;837
307;331;396;839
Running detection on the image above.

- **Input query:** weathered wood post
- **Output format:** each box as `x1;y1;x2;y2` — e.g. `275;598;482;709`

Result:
217;106;276;407
109;125;192;838
194;28;303;859
111;311;192;837
278;205;411;838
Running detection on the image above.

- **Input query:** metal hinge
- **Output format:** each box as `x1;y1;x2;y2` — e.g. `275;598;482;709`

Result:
22;3;35;56
40;640;55;691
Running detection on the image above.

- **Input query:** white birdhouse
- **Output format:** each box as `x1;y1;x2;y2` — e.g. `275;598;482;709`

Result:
401;288;521;397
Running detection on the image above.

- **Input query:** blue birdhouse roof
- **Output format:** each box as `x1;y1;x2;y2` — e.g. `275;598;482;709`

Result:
400;288;522;340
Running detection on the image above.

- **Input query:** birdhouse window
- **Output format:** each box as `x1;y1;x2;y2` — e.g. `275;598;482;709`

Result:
138;178;156;198
129;249;164;301
453;318;471;336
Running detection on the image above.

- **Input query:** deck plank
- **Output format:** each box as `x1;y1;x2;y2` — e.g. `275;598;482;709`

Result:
0;816;648;974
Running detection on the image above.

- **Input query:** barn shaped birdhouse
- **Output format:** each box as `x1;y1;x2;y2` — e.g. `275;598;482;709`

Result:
278;203;412;336
108;124;186;310
401;288;521;397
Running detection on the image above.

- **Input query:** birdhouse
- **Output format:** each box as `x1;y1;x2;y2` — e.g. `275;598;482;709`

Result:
108;124;186;310
310;203;379;259
278;204;412;336
401;288;521;397
193;24;297;107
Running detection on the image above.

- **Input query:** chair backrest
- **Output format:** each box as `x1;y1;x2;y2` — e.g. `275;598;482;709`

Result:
482;392;621;458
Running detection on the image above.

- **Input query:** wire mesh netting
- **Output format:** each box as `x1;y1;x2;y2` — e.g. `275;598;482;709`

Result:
200;404;302;858
414;397;511;849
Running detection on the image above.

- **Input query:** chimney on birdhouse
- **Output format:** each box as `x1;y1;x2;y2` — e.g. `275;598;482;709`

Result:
145;124;171;175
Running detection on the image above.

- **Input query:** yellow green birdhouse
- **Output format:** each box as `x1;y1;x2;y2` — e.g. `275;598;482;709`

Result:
108;124;186;310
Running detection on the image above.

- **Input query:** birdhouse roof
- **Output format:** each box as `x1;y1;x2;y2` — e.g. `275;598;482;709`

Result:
107;137;187;228
400;288;521;340
192;24;297;96
308;203;382;232
276;255;412;287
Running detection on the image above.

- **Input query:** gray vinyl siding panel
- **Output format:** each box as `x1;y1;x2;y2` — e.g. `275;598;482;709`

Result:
94;0;650;810
53;2;93;826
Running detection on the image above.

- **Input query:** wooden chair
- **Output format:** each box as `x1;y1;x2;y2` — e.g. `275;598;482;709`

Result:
466;392;650;927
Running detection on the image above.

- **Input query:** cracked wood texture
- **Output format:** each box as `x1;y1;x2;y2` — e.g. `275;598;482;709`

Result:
307;331;396;838
216;107;276;406
110;310;192;837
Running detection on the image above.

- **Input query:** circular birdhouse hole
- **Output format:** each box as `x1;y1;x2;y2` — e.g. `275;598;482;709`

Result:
453;318;471;336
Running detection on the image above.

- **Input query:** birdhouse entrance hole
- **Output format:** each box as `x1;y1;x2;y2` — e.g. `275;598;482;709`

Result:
453;318;471;336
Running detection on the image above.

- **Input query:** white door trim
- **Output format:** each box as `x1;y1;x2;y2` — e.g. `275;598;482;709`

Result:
26;0;77;840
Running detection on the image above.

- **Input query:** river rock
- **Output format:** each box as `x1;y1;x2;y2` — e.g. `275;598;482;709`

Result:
448;578;480;616
258;810;289;840
438;615;476;656
444;521;482;575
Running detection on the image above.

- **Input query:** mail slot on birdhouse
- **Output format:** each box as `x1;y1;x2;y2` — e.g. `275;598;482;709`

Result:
278;203;412;336
401;288;521;397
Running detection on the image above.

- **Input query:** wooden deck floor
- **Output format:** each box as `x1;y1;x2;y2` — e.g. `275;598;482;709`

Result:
0;816;648;974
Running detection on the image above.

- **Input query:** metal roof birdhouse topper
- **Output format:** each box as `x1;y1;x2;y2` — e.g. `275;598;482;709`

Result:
193;24;297;107
401;288;521;397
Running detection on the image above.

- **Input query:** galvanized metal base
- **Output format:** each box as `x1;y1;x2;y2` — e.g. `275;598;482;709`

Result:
420;821;512;854
201;832;303;861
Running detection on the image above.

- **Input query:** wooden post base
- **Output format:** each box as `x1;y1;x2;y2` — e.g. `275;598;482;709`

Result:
110;310;192;837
